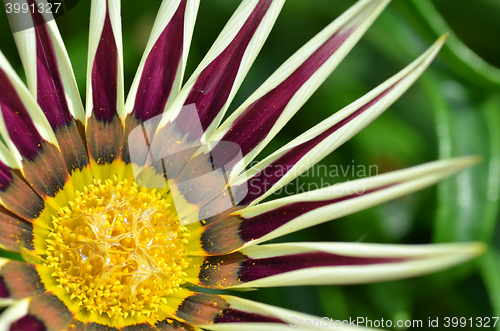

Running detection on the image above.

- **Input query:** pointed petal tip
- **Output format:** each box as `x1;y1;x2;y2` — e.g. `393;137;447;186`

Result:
428;33;448;53
422;242;486;263
455;241;487;257
439;33;449;43
449;155;482;169
417;34;447;64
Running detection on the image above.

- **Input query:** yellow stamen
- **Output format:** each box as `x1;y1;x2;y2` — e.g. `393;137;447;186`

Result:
44;179;190;323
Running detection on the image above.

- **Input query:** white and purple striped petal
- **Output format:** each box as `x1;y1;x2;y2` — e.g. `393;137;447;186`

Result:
169;290;373;331
125;0;199;123
189;242;484;289
0;52;73;208
85;0;125;179
233;35;447;204
13;5;91;188
209;0;390;176
187;157;478;255
13;2;85;127
122;0;199;169
156;0;285;141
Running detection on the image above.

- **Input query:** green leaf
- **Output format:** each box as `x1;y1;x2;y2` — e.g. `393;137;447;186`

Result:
480;250;500;331
394;0;500;91
423;73;500;244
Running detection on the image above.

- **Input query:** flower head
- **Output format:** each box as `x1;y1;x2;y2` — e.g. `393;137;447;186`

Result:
0;0;485;330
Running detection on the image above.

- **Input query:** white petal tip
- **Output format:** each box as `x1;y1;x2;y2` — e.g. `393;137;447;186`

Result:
430;242;487;262
431;34;448;52
449;155;482;169
456;242;487;257
439;33;449;43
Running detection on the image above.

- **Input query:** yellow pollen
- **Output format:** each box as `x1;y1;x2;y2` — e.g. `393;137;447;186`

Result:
44;179;190;322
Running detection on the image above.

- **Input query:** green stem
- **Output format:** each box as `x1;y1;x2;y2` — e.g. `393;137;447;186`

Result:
395;0;500;91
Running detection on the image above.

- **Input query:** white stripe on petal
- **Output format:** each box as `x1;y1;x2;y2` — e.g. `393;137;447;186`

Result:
0;142;18;170
86;0;124;121
13;18;85;123
0;51;59;167
233;35;447;202
203;296;375;331
204;324;365;331
0;258;13;307
239;157;479;245
230;242;485;288
158;0;285;138
211;0;390;172
125;0;199;115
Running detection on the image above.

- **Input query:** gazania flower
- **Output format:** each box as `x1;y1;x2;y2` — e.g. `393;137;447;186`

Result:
0;0;485;330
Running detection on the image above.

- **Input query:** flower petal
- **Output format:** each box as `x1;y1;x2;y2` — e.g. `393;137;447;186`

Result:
0;52;56;161
0;52;74;209
0;299;33;330
0;206;36;253
169;290;288;326
155;319;199;330
168;290;370;330
0;260;45;300
28;292;75;330
122;0;199;177
0;260;14;307
187;157;479;255
13;4;85;124
187;242;484;289
13;10;92;190
0;148;54;228
124;0;198;123
14;4;85;123
235;35;447;204
157;0;285;139
209;0;390;176
120;324;156;331
86;0;125;180
0;291;196;330
0;293;80;331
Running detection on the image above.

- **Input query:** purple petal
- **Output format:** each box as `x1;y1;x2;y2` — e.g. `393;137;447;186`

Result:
183;0;273;132
0;206;35;253
86;2;125;174
215;309;286;324
29;293;74;331
31;11;73;128
13;5;89;175
0;68;44;160
197;251;404;288
239;82;397;205
154;319;197;330
0;161;13;190
132;0;187;122
1;261;45;299
198;187;389;255
91;7;118;122
0;71;70;199
175;293;286;325
0;275;10;298
9;315;45;331
220;28;353;159
0;161;46;222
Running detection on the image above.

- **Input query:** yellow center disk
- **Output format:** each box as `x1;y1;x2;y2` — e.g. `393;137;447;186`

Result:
44;179;190;321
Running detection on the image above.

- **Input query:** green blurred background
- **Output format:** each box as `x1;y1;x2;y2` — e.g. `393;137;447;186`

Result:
1;0;500;329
